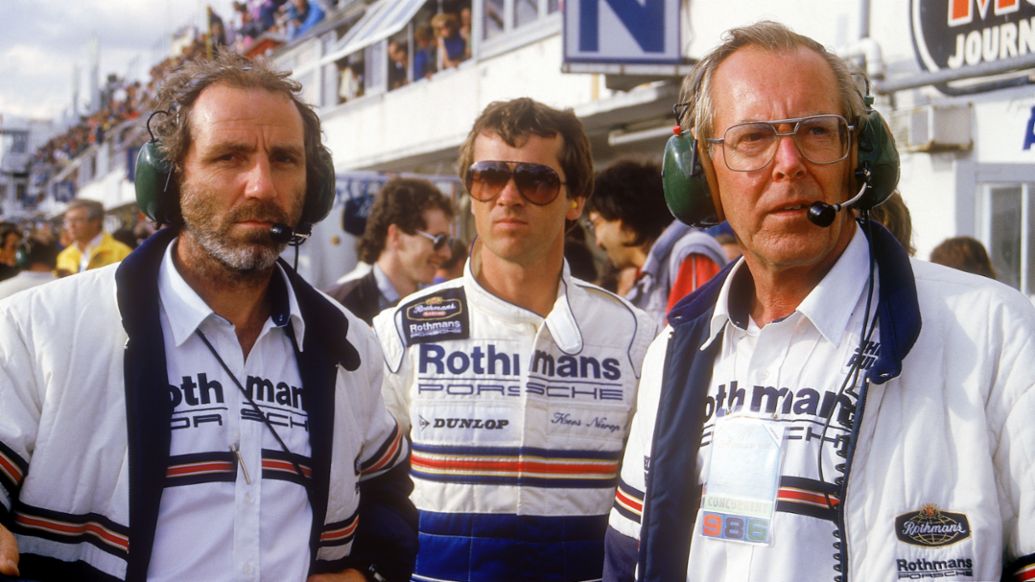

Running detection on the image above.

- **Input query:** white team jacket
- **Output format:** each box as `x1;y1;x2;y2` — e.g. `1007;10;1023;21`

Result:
607;249;1035;582
0;246;409;580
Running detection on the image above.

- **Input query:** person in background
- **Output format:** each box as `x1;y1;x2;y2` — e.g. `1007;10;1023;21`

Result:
869;190;915;255
388;39;409;90
586;158;726;327
597;263;640;296
30;220;59;247
112;225;139;249
0;237;58;300
325;178;454;325
55;198;132;277
338;58;363;103
287;0;325;39
0;50;416;582
432;12;465;70
372;97;656;582
432;237;468;283
565;222;599;282
459;7;472;59
929;235;997;279
413;23;437;80
0;223;23;282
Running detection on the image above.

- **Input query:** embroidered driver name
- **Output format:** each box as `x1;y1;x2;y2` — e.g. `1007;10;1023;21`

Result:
895;505;971;547
402;288;470;344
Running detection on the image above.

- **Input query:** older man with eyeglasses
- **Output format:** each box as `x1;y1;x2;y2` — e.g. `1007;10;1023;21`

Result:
55;198;132;277
604;20;1035;582
372;97;657;582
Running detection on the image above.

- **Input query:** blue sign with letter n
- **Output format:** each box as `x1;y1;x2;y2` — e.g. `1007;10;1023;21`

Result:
564;0;680;64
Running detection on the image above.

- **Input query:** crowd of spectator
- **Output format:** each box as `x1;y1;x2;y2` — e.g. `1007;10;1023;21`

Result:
25;1;343;212
26;0;476;203
222;0;332;52
27;75;144;200
340;1;471;103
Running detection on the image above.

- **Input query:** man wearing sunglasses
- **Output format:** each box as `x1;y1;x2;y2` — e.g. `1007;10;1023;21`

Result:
604;21;1035;582
327;178;454;325
373;97;656;581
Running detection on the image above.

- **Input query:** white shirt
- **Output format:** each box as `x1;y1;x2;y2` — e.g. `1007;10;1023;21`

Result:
148;240;313;582
77;232;104;273
372;263;400;308
681;228;876;580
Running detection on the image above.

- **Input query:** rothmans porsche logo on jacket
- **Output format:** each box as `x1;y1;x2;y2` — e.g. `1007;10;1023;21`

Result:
895;505;971;547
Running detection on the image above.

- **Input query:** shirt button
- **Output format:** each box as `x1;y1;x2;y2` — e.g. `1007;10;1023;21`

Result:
245;492;255;504
243;562;255;575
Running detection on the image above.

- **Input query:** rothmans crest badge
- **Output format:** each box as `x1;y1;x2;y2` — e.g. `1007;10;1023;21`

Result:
400;287;469;345
895;504;971;547
406;295;463;321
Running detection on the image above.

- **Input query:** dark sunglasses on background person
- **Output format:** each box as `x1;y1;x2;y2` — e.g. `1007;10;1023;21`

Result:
414;229;449;250
465;160;566;206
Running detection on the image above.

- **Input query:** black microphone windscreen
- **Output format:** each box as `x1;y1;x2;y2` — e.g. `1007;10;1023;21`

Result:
269;224;293;243
807;203;837;228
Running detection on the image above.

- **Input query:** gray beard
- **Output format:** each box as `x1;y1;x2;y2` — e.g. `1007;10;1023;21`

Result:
177;178;301;276
186;221;285;274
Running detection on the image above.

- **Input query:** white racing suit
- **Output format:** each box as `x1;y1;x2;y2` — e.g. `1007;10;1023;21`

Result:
374;259;656;582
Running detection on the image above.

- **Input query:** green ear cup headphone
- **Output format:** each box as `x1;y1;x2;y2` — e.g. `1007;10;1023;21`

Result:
852;96;901;212
134;110;337;234
134;116;180;226
662;118;722;227
661;87;900;228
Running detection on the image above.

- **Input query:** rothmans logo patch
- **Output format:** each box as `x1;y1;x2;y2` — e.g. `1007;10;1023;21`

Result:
406;295;463;321
895;504;971;547
401;288;469;345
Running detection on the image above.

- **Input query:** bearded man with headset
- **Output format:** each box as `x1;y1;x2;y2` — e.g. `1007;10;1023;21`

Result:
0;51;416;581
604;21;1035;582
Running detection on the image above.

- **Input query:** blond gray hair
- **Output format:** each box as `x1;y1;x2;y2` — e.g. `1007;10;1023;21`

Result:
681;21;866;141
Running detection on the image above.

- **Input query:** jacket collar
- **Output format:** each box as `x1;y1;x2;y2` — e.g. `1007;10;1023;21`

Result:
703;228;870;346
116;228;177;581
156;237;306;349
465;240;584;354
667;221;921;384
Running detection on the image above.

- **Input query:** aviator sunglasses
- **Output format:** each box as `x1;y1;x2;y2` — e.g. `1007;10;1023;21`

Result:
465;160;567;206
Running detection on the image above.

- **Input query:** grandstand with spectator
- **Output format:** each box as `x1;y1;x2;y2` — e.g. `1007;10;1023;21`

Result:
18;1;1035;302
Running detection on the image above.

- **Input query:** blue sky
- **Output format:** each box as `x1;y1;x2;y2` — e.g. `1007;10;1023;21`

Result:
0;0;235;121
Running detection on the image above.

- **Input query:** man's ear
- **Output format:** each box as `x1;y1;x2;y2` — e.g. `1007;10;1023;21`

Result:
565;196;585;221
386;224;401;249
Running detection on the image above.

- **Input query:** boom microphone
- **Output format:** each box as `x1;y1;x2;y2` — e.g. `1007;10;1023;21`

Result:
807;179;870;228
269;223;311;246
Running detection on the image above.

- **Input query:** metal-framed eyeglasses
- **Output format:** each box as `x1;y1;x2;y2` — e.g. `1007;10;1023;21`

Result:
705;114;855;172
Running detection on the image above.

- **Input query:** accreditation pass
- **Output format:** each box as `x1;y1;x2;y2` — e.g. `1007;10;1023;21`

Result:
699;416;785;545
